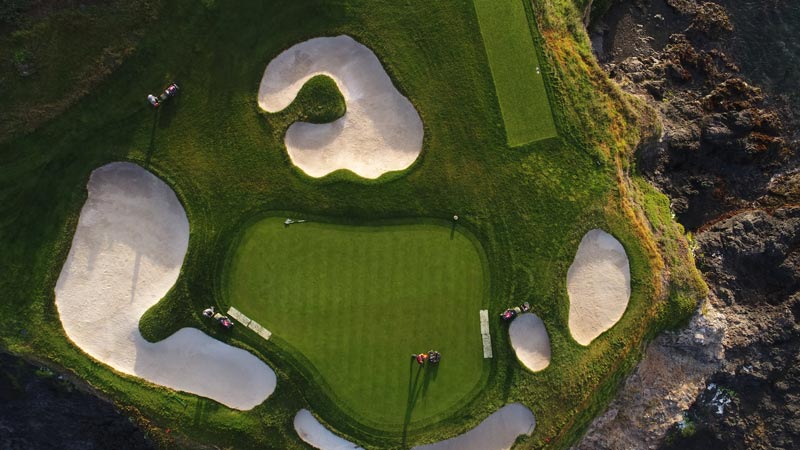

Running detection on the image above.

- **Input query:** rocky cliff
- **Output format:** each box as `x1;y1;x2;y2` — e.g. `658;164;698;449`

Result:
577;1;799;448
0;352;154;450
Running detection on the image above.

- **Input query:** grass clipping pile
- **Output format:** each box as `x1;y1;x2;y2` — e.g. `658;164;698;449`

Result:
54;162;275;410
258;35;423;179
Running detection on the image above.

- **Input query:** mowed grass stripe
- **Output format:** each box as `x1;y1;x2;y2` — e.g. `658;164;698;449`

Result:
473;0;557;145
225;218;487;429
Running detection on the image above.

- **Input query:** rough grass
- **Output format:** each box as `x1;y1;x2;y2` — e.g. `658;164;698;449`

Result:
472;0;557;145
0;0;706;449
0;0;161;142
224;217;488;432
285;74;347;124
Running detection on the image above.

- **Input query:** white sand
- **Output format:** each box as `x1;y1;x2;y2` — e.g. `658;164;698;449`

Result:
55;162;276;410
567;229;631;346
258;35;423;179
292;403;534;450
294;409;363;450
412;403;535;450
509;313;551;372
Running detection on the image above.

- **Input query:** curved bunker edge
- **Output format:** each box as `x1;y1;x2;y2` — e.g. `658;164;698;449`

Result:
258;35;423;179
54;162;276;410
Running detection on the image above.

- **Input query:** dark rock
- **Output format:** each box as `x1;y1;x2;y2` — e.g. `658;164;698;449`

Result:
686;2;733;39
702;78;764;113
643;79;666;99
696;207;800;306
765;170;800;204
700;120;734;146
730;110;754;132
667;316;800;449
0;352;154;450
581;1;800;449
599;0;797;230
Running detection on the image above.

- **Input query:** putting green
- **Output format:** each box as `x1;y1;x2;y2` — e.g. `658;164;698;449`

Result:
223;217;489;430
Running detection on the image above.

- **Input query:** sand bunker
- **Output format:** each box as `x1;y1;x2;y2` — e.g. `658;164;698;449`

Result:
55;162;276;410
567;229;631;346
292;403;534;450
509;313;551;372
412;403;536;450
258;35;423;179
294;409;363;450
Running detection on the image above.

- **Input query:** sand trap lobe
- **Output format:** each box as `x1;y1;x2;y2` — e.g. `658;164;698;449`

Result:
567;229;631;346
294;409;363;450
509;313;551;371
259;35;423;179
55;162;275;410
412;403;535;450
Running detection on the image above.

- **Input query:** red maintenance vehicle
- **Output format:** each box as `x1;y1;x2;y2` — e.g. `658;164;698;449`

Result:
412;350;441;366
500;301;531;322
202;306;234;330
147;82;180;108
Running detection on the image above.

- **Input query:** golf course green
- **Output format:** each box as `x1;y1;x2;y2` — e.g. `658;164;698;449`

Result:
0;0;707;448
224;217;488;430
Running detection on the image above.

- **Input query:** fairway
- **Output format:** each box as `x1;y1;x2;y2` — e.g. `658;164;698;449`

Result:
223;217;488;430
473;0;557;145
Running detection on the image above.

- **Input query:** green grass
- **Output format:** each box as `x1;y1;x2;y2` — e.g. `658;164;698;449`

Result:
0;0;706;448
224;217;487;431
288;75;347;124
472;0;557;146
0;0;159;142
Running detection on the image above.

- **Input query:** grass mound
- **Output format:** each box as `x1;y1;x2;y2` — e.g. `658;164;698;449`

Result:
288;75;347;125
223;217;488;431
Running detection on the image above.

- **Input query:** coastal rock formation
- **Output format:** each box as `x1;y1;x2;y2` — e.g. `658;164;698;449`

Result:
669;207;800;449
579;0;800;448
0;352;154;450
593;0;796;230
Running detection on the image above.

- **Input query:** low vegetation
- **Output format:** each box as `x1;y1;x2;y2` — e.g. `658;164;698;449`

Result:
0;0;161;141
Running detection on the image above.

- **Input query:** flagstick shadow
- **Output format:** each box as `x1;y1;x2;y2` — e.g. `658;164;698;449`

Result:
402;358;426;448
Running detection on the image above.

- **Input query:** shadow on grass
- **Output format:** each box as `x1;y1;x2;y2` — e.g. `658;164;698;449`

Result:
158;95;180;129
402;359;424;449
501;349;516;403
192;397;207;426
145;108;160;168
402;358;440;448
420;362;439;398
